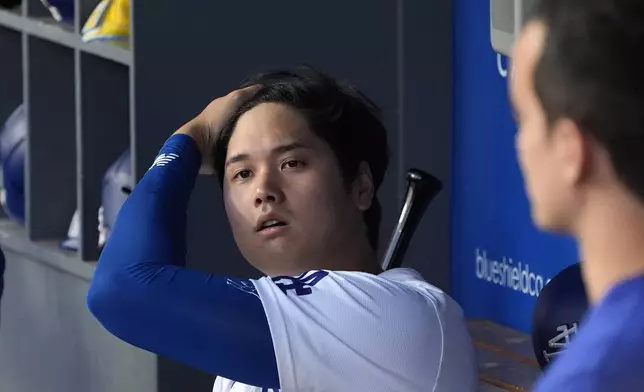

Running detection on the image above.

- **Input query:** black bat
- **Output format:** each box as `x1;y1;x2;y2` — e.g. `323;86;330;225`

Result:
381;168;443;271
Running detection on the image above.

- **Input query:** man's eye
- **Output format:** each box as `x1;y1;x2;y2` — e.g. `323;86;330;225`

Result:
282;160;304;170
233;170;252;180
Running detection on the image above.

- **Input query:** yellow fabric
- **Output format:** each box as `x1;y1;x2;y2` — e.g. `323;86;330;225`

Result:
81;0;130;48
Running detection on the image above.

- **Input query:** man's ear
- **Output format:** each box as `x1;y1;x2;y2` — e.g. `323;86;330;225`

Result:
352;162;374;212
552;118;590;187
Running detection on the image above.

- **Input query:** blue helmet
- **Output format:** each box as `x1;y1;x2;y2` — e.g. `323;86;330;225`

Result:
61;148;131;251
0;104;26;224
100;148;131;240
531;262;588;369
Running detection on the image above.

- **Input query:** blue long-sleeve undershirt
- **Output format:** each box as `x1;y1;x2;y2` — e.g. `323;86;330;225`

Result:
86;134;279;388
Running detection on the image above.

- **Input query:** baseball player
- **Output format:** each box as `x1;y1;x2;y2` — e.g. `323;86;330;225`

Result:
510;0;644;390
87;67;477;391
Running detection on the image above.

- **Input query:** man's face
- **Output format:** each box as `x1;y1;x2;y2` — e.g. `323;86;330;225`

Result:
510;21;583;232
222;102;372;276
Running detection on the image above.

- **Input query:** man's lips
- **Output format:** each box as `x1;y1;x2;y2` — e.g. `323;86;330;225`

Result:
257;224;288;236
255;214;289;232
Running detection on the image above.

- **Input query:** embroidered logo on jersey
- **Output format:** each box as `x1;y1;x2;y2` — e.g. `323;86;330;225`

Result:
226;279;259;298
271;270;329;296
149;153;179;170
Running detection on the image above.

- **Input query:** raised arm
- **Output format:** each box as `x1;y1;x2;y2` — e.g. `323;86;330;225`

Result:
87;87;279;388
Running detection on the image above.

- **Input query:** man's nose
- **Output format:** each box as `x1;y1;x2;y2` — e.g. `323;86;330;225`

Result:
254;170;284;208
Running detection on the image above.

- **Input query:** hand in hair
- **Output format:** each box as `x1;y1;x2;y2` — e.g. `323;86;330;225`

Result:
174;85;262;174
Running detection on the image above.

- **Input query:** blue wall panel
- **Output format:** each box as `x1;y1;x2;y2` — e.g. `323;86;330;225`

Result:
451;0;579;333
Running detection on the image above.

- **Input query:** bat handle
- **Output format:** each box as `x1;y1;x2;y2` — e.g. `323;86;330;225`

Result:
381;169;442;271
381;185;416;270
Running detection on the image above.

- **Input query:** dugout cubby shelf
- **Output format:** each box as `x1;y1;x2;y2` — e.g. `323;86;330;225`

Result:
75;49;130;263
0;1;455;391
0;7;130;65
0;3;130;262
25;35;77;241
76;52;130;261
0;25;22;150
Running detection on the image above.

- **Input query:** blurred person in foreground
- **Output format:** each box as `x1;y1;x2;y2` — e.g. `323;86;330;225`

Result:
510;0;644;390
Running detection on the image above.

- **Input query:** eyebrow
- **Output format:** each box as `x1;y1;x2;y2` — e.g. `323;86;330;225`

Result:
224;141;310;169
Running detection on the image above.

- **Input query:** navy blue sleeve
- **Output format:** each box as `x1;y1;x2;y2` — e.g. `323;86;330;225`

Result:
86;134;279;389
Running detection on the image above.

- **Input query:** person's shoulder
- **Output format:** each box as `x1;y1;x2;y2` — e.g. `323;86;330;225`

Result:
334;267;435;289
587;275;644;343
589;275;644;353
334;267;443;299
251;268;476;391
253;268;446;319
252;267;464;326
332;268;467;327
534;275;644;392
599;274;644;311
375;267;444;294
334;268;476;391
372;268;464;314
535;331;644;392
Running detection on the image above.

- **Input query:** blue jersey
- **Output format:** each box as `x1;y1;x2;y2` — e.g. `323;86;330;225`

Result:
533;274;644;391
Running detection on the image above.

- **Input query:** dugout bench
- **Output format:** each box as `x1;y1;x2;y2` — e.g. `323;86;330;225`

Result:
470;320;542;392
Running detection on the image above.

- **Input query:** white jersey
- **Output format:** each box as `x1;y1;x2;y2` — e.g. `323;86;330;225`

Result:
213;268;477;392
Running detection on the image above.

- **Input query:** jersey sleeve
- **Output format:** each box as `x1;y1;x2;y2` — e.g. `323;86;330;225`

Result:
251;270;447;392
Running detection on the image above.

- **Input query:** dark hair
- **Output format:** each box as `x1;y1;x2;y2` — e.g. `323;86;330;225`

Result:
529;0;644;201
214;66;390;250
